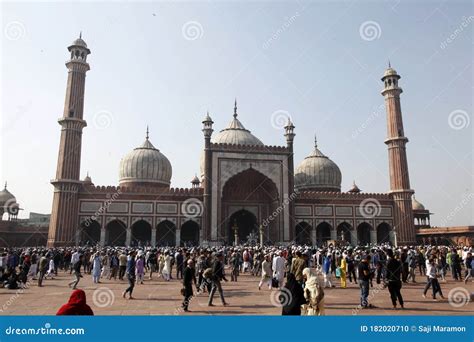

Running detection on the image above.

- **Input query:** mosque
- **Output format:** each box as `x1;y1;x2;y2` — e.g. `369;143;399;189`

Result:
5;35;472;248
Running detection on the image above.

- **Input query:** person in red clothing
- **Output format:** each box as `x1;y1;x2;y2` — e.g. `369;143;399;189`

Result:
56;289;94;316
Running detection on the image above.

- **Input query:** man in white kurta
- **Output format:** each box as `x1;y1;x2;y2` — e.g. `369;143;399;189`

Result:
272;252;286;288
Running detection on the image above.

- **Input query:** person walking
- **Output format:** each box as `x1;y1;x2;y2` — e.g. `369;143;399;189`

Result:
272;252;286;289
463;252;472;284
340;253;347;289
182;259;196;312
208;253;228;306
118;251;127;280
302;268;325;315
229;252;240;282
136;252;145;284
258;255;272;290
281;273;306;315
37;253;48;287
423;257;445;300
291;251;305;285
358;254;372;308
162;251;172;281
91;252;102;284
68;255;83;289
109;252;119;280
322;253;334;288
123;251;136;299
386;249;404;309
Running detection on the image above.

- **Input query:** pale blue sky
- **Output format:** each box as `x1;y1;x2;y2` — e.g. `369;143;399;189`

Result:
1;0;472;226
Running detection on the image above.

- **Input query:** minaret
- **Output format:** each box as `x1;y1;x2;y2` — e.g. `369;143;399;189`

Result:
201;110;214;243
284;118;295;241
381;64;416;245
47;35;91;247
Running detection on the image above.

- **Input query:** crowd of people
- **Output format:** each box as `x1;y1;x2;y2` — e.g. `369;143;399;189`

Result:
0;243;472;315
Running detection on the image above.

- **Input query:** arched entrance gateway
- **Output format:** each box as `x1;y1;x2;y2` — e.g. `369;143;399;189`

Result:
295;222;312;245
131;220;152;247
180;220;200;246
357;222;372;245
106;220;127;246
156;220;176;247
221;168;280;244
316;222;332;245
376;223;391;243
80;220;101;245
228;210;257;244
337;222;352;244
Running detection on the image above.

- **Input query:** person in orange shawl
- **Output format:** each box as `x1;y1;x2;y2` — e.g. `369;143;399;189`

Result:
56;289;94;316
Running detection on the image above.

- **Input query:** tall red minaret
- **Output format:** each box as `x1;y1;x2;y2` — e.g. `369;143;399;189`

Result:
47;34;91;247
381;64;416;245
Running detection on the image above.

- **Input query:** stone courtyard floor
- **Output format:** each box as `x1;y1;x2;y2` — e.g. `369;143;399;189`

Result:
0;269;472;315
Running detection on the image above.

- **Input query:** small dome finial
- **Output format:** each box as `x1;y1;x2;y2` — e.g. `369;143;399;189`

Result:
146;125;149;140
4;181;6;190
233;98;238;118
314;133;318;148
79;31;82;39
388;59;391;68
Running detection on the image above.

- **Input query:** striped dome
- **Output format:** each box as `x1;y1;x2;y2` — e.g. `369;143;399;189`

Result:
295;140;342;192
119;138;172;187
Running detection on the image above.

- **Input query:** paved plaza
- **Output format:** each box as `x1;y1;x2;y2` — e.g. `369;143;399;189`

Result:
0;268;472;316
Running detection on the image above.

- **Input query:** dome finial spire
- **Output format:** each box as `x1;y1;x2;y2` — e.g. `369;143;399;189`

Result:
79;31;82;39
233;98;238;118
388;59;391;68
314;133;318;148
146;125;149;140
3;181;6;190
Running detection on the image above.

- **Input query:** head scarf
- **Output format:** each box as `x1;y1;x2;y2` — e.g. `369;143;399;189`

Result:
56;290;94;316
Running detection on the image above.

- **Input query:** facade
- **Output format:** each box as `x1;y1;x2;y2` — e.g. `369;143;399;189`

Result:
40;36;453;248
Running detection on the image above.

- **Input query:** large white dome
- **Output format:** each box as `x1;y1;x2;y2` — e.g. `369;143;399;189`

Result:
295;140;342;192
119;138;172;188
211;106;263;146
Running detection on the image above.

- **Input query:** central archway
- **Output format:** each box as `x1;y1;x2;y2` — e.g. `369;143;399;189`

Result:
376;223;391;243
357;222;372;245
156;220;176;247
228;209;257;244
131;220;152;247
336;222;352;244
80;220;101;245
221;168;280;243
316;222;332;246
295;222;312;245
106;220;127;246
180;220;200;246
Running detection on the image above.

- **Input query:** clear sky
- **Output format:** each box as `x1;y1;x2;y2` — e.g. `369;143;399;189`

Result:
1;0;472;227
